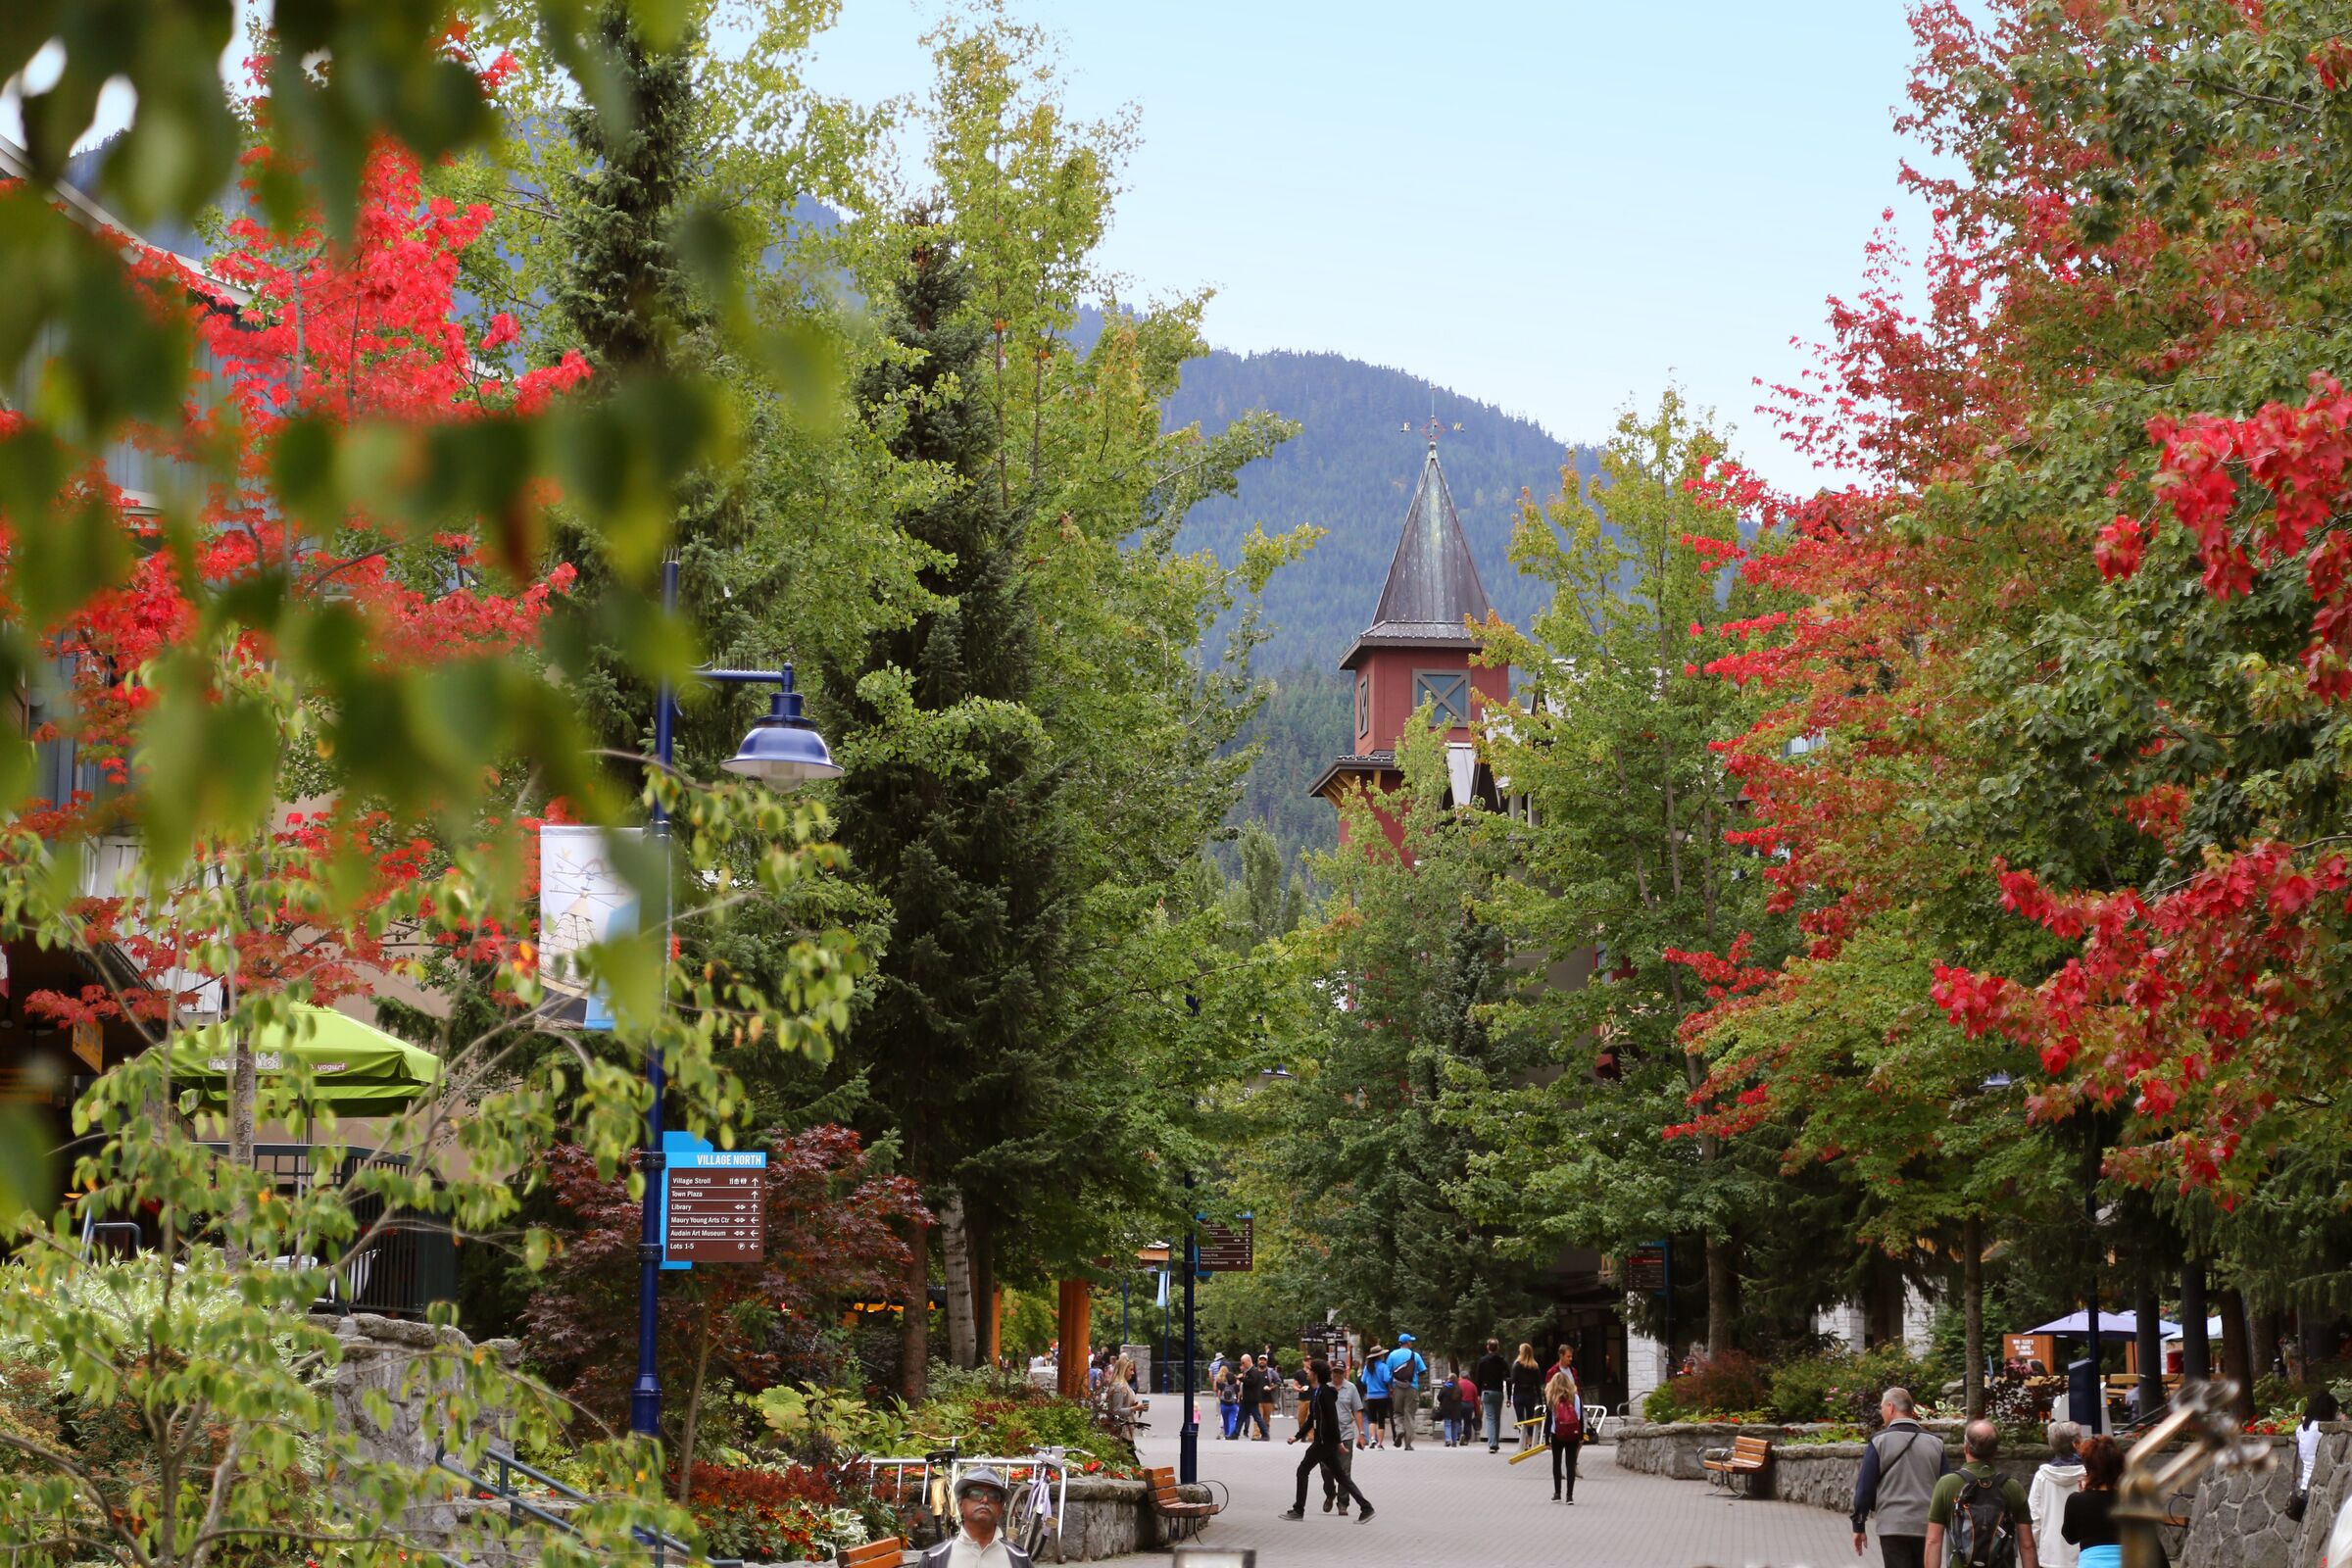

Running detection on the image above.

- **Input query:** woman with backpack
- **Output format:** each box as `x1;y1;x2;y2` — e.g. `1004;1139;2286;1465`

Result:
2061;1434;2124;1568
1214;1357;1242;1440
1544;1367;1584;1502
1510;1344;1545;1450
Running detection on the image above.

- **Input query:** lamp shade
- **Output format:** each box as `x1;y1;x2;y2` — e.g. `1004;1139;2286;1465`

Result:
722;679;843;786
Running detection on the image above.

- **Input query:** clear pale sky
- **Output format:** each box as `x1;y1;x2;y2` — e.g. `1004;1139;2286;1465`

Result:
796;0;1935;490
8;0;1934;489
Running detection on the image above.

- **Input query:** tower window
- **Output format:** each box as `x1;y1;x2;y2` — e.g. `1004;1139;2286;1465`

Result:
1413;670;1470;727
1355;673;1369;742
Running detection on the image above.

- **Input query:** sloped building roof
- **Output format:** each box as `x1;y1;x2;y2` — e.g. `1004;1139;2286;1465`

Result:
1342;438;1493;668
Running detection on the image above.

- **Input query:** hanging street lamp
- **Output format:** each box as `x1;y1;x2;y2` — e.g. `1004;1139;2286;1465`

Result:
630;558;838;1439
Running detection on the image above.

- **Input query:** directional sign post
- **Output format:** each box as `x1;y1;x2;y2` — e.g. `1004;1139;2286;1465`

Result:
659;1131;767;1269
1195;1216;1254;1274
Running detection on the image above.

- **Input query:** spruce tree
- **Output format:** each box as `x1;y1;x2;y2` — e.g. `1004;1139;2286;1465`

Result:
548;2;760;768
827;221;1069;1395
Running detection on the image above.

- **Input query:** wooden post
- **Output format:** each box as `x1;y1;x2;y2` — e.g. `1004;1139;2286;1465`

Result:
1057;1279;1091;1399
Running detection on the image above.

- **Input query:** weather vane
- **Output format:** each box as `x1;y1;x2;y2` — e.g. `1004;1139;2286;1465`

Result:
1399;382;1462;444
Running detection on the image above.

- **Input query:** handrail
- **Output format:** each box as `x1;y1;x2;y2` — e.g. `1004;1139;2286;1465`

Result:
432;1446;741;1568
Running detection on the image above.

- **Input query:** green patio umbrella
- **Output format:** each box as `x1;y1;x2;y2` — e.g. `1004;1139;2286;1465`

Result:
167;1004;442;1110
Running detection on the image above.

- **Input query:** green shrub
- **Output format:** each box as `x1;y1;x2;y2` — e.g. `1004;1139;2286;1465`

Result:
1642;1382;1689;1423
1766;1345;1940;1426
1671;1350;1773;1419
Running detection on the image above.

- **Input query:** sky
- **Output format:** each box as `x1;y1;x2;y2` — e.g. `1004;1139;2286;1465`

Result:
791;0;1936;491
6;0;1935;492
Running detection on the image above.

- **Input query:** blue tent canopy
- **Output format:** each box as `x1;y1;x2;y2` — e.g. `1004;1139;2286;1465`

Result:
2023;1310;2179;1338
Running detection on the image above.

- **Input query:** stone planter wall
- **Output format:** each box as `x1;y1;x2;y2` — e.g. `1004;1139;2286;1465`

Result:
1615;1418;2352;1568
1612;1420;1967;1485
1766;1440;2035;1510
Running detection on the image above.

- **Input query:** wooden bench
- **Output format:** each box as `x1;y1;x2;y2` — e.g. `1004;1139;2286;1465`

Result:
1701;1434;1773;1494
1146;1465;1223;1544
838;1539;906;1567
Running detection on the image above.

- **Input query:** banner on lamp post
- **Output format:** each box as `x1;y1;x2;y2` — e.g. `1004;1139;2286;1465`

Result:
539;826;639;1032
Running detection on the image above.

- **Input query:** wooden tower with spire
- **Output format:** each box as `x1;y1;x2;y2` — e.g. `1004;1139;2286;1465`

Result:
1307;420;1506;851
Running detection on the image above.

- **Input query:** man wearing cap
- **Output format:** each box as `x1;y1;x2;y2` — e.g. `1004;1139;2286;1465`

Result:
921;1466;1032;1568
1384;1335;1427;1449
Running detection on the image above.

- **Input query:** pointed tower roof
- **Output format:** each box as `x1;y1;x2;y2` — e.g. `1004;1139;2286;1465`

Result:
1341;437;1493;669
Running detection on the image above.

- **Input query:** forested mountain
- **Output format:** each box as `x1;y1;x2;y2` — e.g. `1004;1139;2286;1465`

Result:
1165;348;1596;673
1155;345;1596;871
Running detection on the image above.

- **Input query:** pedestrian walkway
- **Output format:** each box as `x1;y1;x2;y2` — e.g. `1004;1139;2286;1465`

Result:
1126;1417;1860;1567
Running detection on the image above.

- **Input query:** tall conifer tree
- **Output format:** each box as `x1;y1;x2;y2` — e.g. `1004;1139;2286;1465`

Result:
829;221;1069;1394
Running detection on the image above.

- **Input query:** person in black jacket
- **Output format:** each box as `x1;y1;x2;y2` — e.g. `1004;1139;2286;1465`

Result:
1473;1339;1511;1451
1281;1360;1376;1525
1509;1344;1545;1450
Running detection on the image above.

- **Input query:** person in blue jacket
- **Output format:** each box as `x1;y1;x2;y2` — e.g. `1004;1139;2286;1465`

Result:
1360;1341;1395;1449
1383;1335;1428;1449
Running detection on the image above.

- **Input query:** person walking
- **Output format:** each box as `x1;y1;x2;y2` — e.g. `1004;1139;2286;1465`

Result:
1214;1356;1242;1441
1925;1420;2041;1568
1436;1365;1464;1446
1360;1342;1393;1449
1383;1336;1426;1448
1851;1387;1949;1568
1544;1366;1585;1502
1473;1338;1510;1452
1510;1343;1545;1449
2298;1389;2340;1514
1255;1351;1280;1441
1327;1368;1366;1515
1282;1359;1376;1525
2060;1435;2123;1568
2028;1421;2083;1568
1103;1355;1141;1446
1293;1362;1314;1431
1239;1354;1272;1442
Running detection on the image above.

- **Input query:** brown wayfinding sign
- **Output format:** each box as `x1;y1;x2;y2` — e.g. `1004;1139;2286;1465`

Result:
1196;1217;1254;1273
661;1133;766;1265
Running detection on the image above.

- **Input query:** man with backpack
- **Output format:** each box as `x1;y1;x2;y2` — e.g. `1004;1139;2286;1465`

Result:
1924;1420;2042;1568
1852;1387;1948;1567
1382;1336;1426;1449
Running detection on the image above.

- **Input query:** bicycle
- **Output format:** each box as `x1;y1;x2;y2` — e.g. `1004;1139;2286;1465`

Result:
850;1432;962;1548
1001;1445;1089;1564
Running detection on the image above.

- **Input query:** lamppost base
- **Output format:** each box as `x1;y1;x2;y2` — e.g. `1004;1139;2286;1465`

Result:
630;1379;662;1440
1180;1418;1199;1485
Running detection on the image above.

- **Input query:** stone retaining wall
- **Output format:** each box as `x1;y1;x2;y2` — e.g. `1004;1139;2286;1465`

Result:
1617;1419;2352;1568
1612;1420;1967;1484
2177;1427;2352;1568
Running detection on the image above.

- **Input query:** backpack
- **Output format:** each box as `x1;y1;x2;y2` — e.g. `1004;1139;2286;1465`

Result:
1945;1472;2017;1568
1552;1396;1582;1438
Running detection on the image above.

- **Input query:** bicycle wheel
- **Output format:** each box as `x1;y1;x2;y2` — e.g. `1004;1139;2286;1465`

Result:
1004;1481;1043;1557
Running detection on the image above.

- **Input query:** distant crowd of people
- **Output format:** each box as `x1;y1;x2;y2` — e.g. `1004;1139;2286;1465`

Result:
1200;1334;1592;1528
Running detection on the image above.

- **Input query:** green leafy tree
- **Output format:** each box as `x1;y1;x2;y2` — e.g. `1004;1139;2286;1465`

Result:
1473;392;1790;1354
1262;724;1548;1360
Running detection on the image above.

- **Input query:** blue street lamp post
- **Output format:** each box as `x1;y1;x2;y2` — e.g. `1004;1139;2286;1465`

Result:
1181;1220;1199;1485
630;557;842;1440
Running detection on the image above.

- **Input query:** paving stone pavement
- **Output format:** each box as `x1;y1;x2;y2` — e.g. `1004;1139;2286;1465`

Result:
1118;1415;1866;1567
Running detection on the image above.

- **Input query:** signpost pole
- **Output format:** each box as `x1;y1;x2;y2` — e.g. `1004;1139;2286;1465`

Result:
1181;1221;1199;1486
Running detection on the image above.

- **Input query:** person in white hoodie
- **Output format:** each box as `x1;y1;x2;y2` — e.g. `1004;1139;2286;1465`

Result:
2028;1419;2085;1568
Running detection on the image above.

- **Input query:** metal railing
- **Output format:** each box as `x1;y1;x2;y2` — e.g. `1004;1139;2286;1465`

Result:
73;1144;454;1318
433;1445;740;1568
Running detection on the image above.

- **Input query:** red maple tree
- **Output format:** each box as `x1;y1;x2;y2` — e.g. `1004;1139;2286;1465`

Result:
7;141;589;1030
